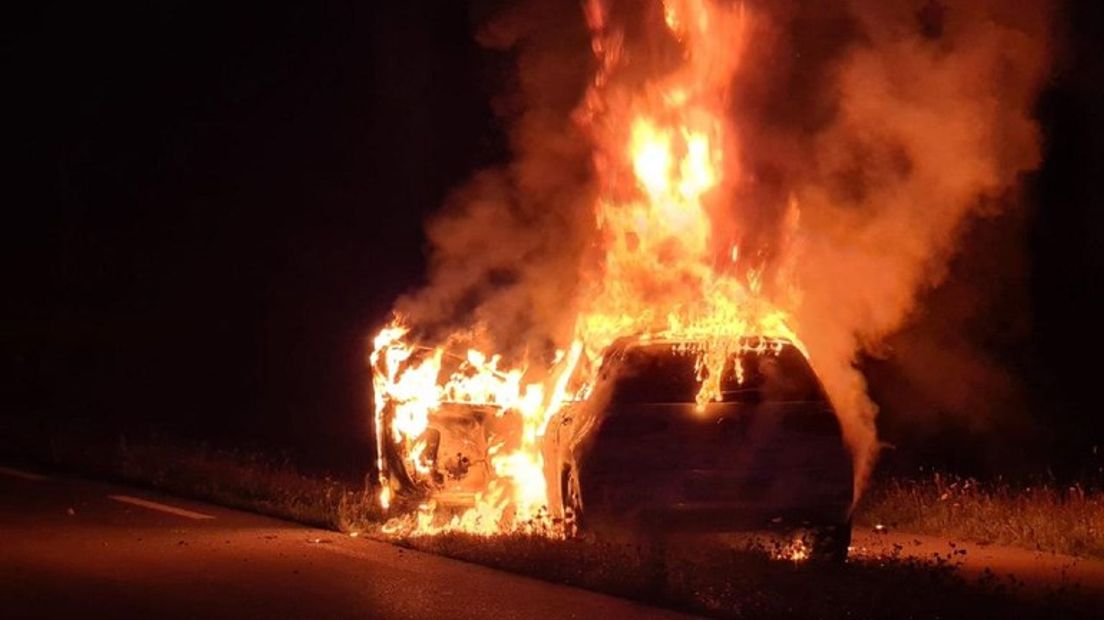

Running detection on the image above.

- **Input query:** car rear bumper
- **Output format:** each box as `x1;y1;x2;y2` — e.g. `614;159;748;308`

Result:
582;469;852;532
630;501;851;532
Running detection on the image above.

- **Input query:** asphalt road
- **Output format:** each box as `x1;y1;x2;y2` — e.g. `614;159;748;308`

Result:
0;466;693;620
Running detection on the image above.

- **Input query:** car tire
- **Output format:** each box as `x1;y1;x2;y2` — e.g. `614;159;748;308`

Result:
809;519;852;563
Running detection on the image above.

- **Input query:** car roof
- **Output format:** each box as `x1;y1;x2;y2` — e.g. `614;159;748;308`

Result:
606;335;796;355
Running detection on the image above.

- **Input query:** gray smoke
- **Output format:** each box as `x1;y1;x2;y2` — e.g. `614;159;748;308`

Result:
389;0;1054;492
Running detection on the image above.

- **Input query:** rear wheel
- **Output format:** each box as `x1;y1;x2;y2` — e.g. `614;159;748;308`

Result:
808;520;852;563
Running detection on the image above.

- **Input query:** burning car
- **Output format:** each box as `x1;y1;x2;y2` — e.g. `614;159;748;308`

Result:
369;0;857;557
375;335;853;561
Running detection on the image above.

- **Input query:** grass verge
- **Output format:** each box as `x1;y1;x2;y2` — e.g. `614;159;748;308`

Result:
857;473;1104;560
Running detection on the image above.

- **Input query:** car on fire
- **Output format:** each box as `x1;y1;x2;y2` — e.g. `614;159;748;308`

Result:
380;336;853;562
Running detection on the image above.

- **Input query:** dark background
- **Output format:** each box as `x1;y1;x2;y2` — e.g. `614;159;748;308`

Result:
4;1;1103;478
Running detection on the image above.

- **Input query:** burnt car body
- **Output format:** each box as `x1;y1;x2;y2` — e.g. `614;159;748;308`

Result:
380;401;498;508
381;337;853;560
543;337;853;560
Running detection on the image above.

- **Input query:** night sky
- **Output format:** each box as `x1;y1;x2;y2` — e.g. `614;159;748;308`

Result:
5;1;1104;477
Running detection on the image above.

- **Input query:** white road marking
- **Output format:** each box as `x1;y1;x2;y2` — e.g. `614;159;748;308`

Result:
108;495;215;520
0;466;48;481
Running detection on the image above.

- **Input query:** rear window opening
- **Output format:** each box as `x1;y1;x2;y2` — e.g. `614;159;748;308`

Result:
608;342;825;404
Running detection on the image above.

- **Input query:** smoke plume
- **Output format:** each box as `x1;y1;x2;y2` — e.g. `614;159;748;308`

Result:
736;0;1052;484
390;0;1053;491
